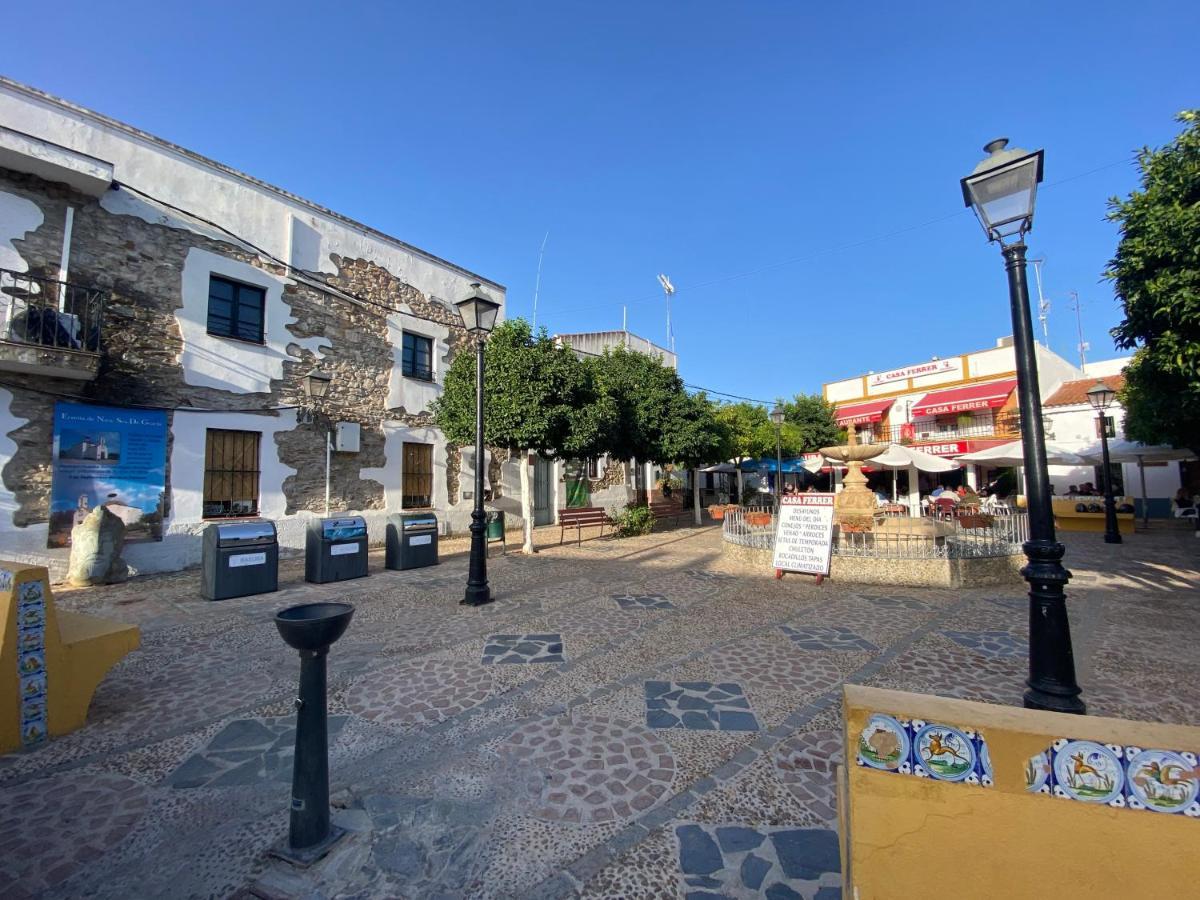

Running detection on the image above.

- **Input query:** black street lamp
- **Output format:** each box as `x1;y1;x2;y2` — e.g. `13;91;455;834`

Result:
456;283;501;607
962;138;1085;715
1087;380;1122;545
770;404;785;500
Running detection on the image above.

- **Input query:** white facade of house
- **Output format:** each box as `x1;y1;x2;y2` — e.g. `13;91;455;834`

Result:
0;78;518;577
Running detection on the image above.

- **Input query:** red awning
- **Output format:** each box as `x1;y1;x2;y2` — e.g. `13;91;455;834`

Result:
834;398;894;425
911;379;1017;417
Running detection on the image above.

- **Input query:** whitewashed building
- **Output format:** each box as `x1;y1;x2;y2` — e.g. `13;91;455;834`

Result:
0;77;523;576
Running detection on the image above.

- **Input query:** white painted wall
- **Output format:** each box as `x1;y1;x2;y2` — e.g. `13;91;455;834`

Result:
177;248;326;394
0;190;42;271
0;81;502;306
384;313;449;413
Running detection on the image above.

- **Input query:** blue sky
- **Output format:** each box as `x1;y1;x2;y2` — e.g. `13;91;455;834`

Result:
5;1;1197;405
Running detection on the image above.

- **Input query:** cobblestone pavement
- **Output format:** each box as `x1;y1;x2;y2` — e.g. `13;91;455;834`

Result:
1;523;1198;898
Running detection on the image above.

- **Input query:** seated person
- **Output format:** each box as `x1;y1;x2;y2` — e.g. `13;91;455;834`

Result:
1067;484;1079;496
1173;488;1197;518
930;485;946;498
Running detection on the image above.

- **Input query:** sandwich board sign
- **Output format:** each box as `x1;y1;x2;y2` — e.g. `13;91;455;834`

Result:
772;493;835;582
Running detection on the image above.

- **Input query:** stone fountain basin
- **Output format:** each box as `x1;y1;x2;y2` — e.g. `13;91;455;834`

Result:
819;443;886;462
872;517;954;540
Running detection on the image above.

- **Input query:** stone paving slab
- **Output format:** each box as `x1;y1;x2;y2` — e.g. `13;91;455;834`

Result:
0;525;1196;898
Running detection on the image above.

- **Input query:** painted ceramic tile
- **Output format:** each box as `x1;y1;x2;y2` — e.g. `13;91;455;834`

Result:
21;696;46;723
20;673;47;700
914;724;977;783
22;717;47;744
1025;749;1053;794
0;568;14;592
857;714;993;786
1051;739;1125;806
18;580;44;603
19;629;44;653
18;650;44;676
17;603;46;630
856;714;910;773
1124;747;1199;816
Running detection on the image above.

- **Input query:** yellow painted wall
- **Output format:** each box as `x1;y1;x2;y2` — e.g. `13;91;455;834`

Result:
1;561;138;753
842;685;1200;899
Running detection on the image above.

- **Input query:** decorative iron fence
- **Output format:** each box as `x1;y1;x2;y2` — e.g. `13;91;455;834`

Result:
0;268;105;353
722;505;1028;560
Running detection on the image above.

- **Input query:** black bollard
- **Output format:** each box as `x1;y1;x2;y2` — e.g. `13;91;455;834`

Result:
272;601;354;865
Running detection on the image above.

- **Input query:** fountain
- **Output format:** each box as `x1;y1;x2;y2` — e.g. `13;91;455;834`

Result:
818;428;887;531
273;601;355;865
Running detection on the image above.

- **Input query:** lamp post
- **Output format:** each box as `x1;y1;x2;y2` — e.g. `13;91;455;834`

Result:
304;369;334;515
962;138;1085;714
770;404;785;500
1087;380;1122;545
456;283;501;607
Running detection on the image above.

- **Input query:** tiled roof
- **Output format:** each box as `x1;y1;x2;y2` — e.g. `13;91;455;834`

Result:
1044;375;1125;408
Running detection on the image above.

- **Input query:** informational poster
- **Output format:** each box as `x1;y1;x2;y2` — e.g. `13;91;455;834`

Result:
772;493;835;577
48;402;168;548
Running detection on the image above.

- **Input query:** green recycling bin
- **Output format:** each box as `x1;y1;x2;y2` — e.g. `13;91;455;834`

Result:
486;510;505;539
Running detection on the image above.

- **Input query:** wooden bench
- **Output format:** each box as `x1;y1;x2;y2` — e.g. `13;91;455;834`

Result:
558;507;612;545
1;561;140;752
649;500;685;528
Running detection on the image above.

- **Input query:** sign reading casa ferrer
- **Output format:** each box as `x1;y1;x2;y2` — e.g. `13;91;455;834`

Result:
869;358;959;386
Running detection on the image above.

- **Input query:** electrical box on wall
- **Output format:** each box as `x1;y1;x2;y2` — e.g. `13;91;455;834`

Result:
335;422;360;453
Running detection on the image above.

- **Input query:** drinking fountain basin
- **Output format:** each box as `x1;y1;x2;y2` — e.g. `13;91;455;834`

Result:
274;602;354;652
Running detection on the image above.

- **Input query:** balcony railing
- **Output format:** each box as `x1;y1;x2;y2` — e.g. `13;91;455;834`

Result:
855;413;1021;446
0;267;105;353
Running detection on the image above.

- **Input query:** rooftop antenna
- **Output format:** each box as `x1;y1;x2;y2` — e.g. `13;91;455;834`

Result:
1029;257;1049;349
531;231;549;331
657;273;675;353
1069;291;1088;371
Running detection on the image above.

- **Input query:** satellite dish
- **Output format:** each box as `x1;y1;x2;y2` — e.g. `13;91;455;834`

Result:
657;274;675;295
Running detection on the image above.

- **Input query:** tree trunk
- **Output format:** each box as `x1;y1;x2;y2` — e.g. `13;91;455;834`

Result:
735;461;744;501
693;468;702;525
520;449;535;554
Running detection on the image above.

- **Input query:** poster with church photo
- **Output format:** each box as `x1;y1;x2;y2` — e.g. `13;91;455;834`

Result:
48;402;168;548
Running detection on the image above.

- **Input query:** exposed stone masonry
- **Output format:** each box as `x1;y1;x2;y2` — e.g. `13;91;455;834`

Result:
0;167;500;528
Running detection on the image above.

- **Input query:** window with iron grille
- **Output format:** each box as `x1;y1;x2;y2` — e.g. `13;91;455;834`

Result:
402;332;434;381
1095;415;1116;439
203;429;261;518
207;275;266;343
403;441;433;508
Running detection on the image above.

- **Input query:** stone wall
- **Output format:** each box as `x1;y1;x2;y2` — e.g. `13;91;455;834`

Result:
0;165;510;570
720;537;1024;588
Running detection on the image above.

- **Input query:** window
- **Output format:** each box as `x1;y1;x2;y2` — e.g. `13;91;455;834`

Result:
1095;415;1116;439
403;441;433;508
203;429;261;518
587;457;602;479
207;275;266;343
402;332;434;381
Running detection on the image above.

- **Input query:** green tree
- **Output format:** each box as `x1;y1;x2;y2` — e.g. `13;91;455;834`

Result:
581;346;686;463
714;401;803;497
431;319;585;552
780;393;844;452
660;392;735;523
1107;110;1200;454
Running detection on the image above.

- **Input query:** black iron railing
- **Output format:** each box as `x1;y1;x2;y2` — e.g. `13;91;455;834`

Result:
0;268;105;353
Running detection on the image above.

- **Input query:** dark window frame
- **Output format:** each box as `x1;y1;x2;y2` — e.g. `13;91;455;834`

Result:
203;429;262;519
403;441;434;509
207;274;267;344
402;331;434;381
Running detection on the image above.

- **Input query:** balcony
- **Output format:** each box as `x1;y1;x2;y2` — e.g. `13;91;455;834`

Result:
0;268;105;381
857;412;1021;446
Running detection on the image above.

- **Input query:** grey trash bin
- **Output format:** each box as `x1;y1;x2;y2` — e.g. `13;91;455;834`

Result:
385;513;439;570
201;520;279;600
305;515;369;584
